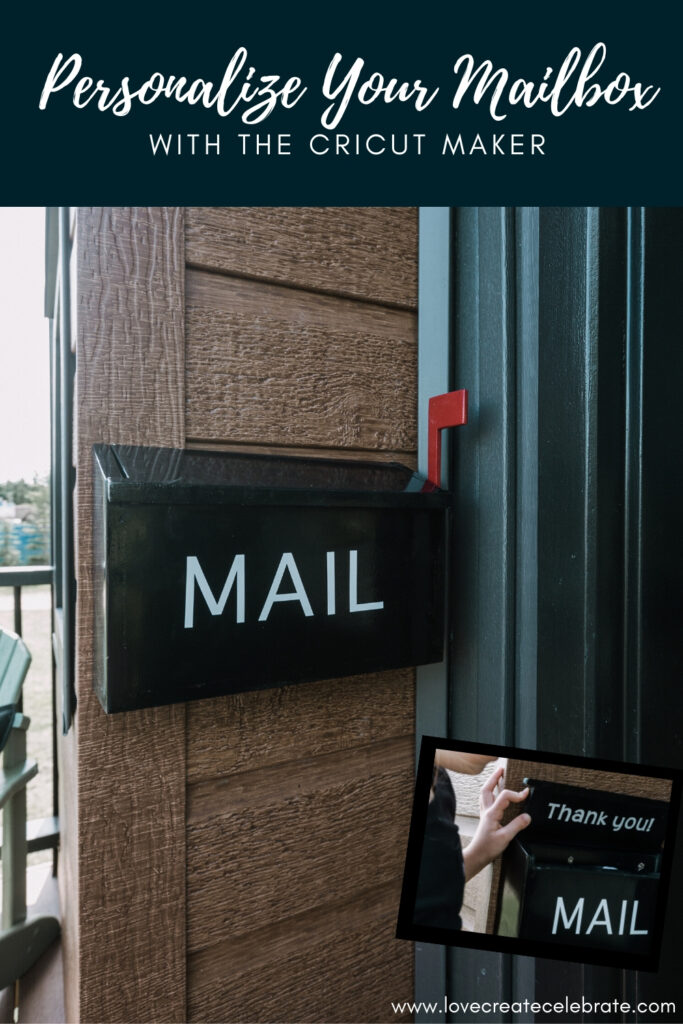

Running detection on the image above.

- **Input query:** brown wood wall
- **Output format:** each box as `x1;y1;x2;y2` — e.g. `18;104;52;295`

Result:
70;208;187;1024
66;207;418;1023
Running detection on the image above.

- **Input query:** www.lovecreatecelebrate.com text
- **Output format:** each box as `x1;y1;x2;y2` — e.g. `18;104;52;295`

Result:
38;43;660;158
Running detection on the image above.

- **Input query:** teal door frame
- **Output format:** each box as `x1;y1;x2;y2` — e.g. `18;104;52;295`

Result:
415;207;683;1022
415;206;538;1020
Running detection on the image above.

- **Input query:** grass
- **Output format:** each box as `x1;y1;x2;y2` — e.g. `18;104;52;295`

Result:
0;584;54;868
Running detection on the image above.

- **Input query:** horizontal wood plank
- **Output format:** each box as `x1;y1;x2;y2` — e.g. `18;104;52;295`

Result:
185;269;417;451
186;736;413;952
504;761;672;802
185;207;417;308
187;669;414;784
185;438;416;467
188;735;411;824
188;882;412;1023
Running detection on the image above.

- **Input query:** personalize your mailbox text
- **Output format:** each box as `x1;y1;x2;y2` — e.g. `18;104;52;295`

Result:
184;550;384;628
546;802;656;834
552;897;648;937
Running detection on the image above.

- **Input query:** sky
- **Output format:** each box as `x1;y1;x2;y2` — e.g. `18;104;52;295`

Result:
0;208;50;482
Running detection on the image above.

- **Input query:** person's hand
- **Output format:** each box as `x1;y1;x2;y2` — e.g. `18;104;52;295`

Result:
462;766;531;882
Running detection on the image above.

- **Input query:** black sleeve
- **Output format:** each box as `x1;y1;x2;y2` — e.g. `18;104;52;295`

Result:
413;767;465;930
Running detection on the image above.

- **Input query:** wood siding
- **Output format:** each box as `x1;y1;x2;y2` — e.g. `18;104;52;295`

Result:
184;270;416;454
185;207;418;308
183;207;417;1022
70;208;187;1023
69;207;418;1022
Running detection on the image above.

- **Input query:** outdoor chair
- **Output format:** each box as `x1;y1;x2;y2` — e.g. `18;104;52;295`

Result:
0;627;60;992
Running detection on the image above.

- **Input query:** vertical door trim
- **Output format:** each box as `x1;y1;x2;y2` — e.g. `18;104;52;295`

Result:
414;206;452;1015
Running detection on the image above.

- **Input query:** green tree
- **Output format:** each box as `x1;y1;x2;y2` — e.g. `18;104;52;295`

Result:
0;519;20;566
0;476;50;566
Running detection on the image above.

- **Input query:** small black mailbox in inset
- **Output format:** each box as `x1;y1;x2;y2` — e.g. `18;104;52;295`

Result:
92;445;450;713
497;779;669;963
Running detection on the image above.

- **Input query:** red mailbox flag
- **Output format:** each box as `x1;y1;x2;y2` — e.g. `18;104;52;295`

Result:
427;389;468;487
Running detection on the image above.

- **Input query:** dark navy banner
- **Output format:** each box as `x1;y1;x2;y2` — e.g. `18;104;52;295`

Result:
3;0;681;204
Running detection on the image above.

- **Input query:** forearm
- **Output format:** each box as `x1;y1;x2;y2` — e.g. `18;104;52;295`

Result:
462;838;490;883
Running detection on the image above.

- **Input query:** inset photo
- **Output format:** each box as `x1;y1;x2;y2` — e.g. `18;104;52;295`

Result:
396;737;681;971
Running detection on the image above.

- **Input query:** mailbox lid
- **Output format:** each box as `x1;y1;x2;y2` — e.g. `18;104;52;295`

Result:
94;444;450;508
518;839;661;874
523;778;669;850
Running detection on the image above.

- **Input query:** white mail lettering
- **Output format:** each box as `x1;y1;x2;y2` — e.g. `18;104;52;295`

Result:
184;549;384;627
552;897;648;937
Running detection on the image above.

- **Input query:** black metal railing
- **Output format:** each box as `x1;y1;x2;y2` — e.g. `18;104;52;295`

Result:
0;565;59;863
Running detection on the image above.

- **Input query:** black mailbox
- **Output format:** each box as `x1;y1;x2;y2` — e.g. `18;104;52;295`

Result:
92;444;449;713
497;780;669;959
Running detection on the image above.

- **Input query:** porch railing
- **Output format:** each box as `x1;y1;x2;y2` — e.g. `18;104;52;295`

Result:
0;565;59;864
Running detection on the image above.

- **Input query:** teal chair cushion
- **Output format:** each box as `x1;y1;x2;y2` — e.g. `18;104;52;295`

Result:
0;704;14;752
0;629;31;708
